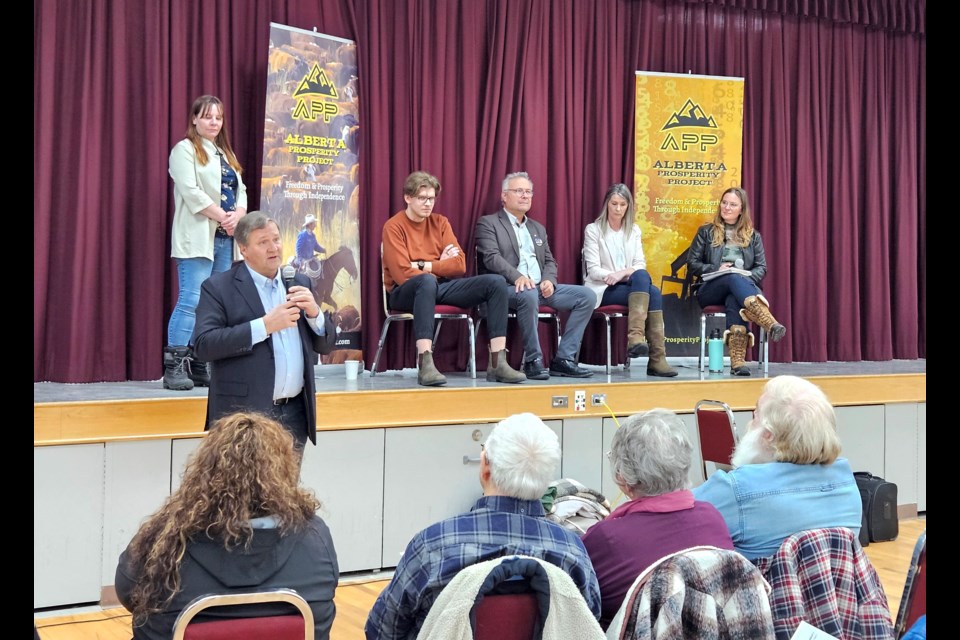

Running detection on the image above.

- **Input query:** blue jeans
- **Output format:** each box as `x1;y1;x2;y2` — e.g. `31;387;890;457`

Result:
695;273;761;330
167;235;233;346
599;269;663;311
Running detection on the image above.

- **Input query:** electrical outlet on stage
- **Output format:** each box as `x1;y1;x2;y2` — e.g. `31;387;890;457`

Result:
592;393;606;407
574;390;586;412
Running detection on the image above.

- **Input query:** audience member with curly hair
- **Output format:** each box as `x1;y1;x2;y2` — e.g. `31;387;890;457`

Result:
115;411;339;639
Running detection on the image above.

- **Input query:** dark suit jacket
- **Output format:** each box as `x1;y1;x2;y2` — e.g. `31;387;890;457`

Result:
192;261;336;444
475;209;559;285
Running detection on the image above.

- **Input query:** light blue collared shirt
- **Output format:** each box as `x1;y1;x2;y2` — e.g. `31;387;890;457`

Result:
245;264;325;401
510;215;542;284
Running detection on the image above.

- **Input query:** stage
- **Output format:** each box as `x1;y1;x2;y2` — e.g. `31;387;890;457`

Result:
34;358;926;446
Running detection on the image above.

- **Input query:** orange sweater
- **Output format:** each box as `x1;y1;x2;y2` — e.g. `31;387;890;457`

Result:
382;210;467;292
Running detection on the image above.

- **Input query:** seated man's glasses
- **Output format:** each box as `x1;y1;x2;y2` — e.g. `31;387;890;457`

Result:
506;188;534;197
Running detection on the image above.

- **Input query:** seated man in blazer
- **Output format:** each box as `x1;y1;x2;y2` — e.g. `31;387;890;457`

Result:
475;171;595;379
192;211;336;454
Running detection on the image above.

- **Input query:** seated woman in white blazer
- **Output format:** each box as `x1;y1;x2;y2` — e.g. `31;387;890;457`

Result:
582;183;676;377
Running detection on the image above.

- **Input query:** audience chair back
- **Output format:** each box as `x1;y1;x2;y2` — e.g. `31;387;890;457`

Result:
694;399;739;480
698;304;768;374
606;546;775;639
171;588;314;640
753;527;894;640
894;530;926;639
371;243;476;377
580;248;630;375
473;593;540;640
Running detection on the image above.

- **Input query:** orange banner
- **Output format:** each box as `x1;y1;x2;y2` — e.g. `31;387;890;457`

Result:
634;71;744;355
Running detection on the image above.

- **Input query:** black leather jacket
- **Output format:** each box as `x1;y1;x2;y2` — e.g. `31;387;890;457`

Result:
687;223;767;288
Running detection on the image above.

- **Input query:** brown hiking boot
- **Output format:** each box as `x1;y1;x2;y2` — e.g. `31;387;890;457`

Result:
627;292;650;358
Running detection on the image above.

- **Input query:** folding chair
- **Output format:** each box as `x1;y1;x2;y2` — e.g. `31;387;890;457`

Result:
894;530;926;638
581;248;629;375
171;588;314;640
694;399;738;479
371;244;476;377
474;250;560;361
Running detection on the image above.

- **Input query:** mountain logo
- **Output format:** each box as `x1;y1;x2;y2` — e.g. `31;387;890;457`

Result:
661;99;718;130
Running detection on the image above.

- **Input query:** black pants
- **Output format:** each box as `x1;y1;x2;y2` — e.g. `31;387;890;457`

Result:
388;274;508;340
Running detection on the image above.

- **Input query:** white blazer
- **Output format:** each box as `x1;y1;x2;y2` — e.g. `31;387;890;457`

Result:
582;221;646;309
168;137;247;260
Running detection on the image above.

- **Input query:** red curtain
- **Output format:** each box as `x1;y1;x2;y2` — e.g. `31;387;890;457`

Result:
34;0;925;382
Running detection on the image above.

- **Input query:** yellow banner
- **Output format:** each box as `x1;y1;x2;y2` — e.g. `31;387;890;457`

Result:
260;23;362;363
634;71;744;352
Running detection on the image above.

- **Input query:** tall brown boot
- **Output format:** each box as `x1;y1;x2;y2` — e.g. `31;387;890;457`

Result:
724;325;754;376
417;350;447;386
486;348;527;383
626;292;650;358
645;311;678;377
740;294;786;342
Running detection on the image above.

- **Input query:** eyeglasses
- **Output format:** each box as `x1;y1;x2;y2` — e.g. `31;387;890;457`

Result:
506;188;534;197
720;201;741;209
415;196;436;204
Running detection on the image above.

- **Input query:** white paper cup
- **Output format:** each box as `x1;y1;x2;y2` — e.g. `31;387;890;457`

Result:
344;360;360;380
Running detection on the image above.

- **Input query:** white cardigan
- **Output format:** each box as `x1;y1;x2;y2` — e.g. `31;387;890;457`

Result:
168;137;247;260
582;221;646;309
416;555;605;640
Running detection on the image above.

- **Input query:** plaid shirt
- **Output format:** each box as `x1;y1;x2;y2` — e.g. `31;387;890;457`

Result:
365;495;601;640
753;527;894;640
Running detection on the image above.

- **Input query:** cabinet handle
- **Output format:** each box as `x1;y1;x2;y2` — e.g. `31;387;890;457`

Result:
463;455;481;464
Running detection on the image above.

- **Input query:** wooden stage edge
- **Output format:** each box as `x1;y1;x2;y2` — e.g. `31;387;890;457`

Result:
34;373;925;446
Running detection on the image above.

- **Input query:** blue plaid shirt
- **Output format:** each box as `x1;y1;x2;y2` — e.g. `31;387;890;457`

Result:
364;495;601;640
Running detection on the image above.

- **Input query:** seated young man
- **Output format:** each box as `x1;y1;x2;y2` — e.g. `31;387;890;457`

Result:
381;170;525;386
364;412;601;639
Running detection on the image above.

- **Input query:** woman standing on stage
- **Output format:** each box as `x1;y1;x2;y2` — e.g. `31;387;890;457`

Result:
164;95;247;390
583;183;677;377
687;186;786;376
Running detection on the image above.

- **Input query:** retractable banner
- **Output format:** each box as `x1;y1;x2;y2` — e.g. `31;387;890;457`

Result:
260;22;362;363
633;71;744;357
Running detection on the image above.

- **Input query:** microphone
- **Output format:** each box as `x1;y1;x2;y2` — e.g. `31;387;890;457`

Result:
281;265;297;291
734;258;744;270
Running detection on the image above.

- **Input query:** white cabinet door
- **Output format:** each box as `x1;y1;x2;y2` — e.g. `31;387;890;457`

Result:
560;417;601;490
102;440;172;588
301;429;385;573
35;444;105;608
917;403;926;512
884;403;919;507
836;405;885;475
381;423;495;567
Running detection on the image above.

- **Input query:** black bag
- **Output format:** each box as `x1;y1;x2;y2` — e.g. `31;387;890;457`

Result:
854;472;899;542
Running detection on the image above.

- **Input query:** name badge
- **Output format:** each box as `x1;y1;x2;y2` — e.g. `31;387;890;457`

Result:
533;236;544;246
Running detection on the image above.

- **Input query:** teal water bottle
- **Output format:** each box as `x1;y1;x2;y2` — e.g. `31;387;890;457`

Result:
708;328;724;372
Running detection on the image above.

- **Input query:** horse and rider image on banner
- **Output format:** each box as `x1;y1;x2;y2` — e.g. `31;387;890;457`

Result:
259;23;362;364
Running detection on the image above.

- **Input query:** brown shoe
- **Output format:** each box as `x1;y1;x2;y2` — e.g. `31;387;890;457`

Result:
627;292;650;358
724;325;753;376
740;295;786;342
417;350;447;386
487;348;526;383
644;311;678;377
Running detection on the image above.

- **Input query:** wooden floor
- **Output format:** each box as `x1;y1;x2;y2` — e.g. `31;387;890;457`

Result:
35;517;925;639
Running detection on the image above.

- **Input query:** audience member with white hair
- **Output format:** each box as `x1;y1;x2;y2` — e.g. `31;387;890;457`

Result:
581;409;734;628
692;375;863;560
365;412;601;639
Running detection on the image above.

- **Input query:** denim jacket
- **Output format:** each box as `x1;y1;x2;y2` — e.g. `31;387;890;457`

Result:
691;458;863;560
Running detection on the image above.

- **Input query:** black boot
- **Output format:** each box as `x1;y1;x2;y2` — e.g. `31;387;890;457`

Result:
187;349;211;387
163;346;194;390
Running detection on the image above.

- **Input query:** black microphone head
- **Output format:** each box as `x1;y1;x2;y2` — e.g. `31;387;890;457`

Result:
734;258;744;270
281;265;297;289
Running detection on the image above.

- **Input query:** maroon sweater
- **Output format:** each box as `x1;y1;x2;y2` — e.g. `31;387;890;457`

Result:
582;499;734;627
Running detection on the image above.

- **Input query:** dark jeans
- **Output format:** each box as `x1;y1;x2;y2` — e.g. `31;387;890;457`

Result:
696;273;762;329
599;269;663;311
388;274;508;340
267;390;309;462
